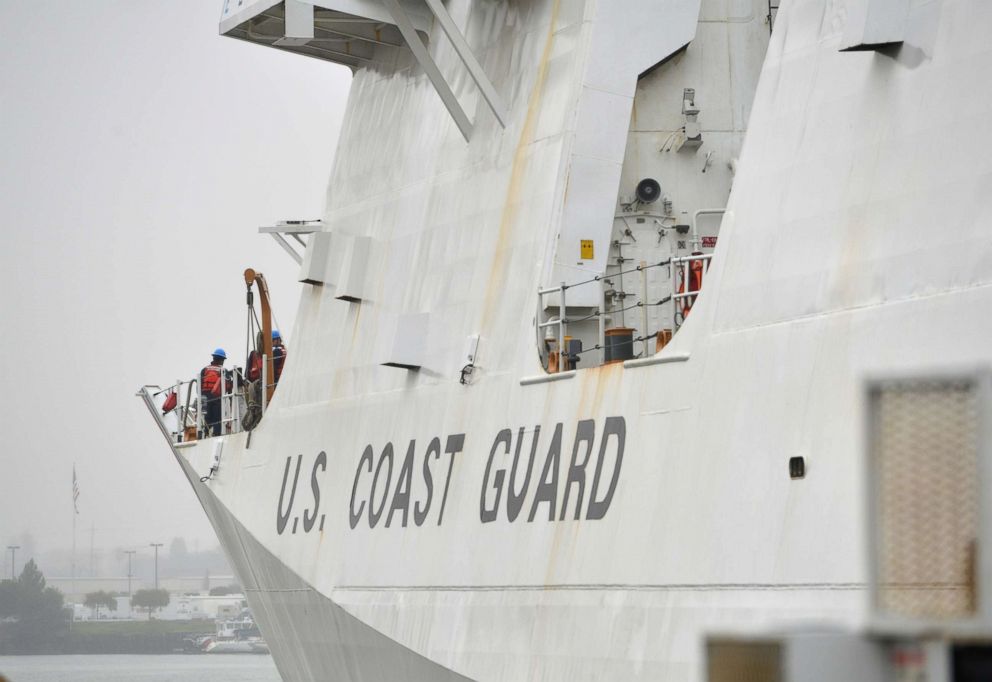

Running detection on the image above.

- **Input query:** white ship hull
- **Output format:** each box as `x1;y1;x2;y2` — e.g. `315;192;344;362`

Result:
148;0;992;679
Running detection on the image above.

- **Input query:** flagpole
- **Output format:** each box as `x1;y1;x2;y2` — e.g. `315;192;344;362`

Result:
72;465;77;600
72;496;76;599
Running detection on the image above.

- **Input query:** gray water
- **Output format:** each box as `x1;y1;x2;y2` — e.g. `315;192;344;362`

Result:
0;655;282;682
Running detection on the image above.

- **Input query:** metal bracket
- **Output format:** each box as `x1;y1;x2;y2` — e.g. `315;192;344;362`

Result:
423;0;507;128
259;220;322;265
382;0;473;141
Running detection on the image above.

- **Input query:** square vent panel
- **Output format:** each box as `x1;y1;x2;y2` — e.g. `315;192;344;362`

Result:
868;376;984;623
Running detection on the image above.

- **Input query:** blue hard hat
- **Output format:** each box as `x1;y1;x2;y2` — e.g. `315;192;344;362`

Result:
271;330;281;340
212;348;227;359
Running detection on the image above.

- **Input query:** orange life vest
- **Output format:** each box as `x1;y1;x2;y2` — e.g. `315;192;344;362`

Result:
201;365;224;397
247;348;285;383
247;351;262;382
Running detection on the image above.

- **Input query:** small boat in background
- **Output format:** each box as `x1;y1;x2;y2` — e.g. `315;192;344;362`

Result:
200;610;269;654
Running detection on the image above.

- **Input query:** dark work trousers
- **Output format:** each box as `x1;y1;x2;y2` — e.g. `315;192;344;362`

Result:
203;396;221;436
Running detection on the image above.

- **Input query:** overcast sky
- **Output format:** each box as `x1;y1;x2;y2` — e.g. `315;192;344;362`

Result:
0;1;351;565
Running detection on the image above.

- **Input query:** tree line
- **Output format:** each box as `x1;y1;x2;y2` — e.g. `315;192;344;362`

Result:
0;559;176;653
0;560;70;652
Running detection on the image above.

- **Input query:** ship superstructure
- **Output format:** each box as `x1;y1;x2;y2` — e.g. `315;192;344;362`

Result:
140;0;992;679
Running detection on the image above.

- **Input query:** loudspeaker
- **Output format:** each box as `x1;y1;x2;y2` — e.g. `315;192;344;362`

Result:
635;178;661;204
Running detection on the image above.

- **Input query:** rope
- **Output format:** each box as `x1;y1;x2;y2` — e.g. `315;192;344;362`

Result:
561;296;673;324
251;307;261;349
553;258;672;292
570;330;662;357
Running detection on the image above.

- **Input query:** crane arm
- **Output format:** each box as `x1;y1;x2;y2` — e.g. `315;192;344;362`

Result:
244;268;275;402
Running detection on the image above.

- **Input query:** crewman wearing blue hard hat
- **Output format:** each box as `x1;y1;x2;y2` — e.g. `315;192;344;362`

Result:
245;331;287;392
200;347;232;437
271;330;287;385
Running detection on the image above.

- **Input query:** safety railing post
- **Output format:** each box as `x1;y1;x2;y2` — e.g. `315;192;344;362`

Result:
559;282;566;372
238;368;243;432
670;253;712;331
535;287;543;354
177;380;185;442
691;208;725;253
186;379;197;440
537;285;568;372
174;379;182;443
599;281;607;366
225;373;231;433
261;355;268;415
220;371;228;435
640;261;649;355
231;368;240;434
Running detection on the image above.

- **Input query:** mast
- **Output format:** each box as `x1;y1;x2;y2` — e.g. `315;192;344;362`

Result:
71;464;77;598
71;498;76;597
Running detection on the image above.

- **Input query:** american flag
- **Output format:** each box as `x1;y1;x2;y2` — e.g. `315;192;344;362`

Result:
72;465;80;515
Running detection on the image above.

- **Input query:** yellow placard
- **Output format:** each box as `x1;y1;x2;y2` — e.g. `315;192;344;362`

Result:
580;239;594;259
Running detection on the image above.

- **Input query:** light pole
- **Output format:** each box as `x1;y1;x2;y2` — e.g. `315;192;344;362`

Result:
149;543;163;590
123;550;136;601
6;546;19;580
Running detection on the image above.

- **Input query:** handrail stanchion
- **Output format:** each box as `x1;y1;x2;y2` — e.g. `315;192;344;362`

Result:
176;380;183;442
691;208;725;252
230;369;238;433
220;371;227;435
261;355;268;415
233;373;237;431
179;381;184;440
186;379;197;440
225;373;231;432
559;282;567;373
640;261;649;355
236;370;245;431
599;281;607;365
670;253;712;332
535;289;543;354
174;379;182;443
537;285;565;372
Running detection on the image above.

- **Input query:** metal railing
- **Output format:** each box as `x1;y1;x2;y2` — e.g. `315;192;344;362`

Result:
536;260;677;372
536;207;724;373
139;356;277;444
672;252;712;327
537;281;575;370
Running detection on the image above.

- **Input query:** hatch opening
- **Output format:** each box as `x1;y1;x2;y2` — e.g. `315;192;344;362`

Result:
536;210;718;375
